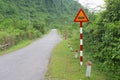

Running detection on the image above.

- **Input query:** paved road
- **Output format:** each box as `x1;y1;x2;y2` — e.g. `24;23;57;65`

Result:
0;29;61;80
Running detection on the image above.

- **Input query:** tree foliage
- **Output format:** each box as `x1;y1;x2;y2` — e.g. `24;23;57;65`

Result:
62;0;120;79
83;0;120;79
0;0;80;49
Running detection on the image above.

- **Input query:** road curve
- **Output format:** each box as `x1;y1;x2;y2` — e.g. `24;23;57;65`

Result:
0;29;61;80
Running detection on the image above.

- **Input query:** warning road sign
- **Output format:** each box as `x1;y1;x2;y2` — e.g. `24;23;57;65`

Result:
74;8;89;22
74;8;89;66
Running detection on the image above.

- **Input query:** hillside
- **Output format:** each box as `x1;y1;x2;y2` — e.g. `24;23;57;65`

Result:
0;0;81;25
0;0;82;48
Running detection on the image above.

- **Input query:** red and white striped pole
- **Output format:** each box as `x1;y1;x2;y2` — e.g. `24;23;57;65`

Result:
80;22;83;66
74;8;89;66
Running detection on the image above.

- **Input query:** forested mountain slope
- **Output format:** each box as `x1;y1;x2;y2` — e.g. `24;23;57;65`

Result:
0;0;81;23
0;0;81;48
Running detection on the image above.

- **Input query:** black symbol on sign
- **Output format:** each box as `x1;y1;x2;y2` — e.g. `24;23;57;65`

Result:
78;16;84;19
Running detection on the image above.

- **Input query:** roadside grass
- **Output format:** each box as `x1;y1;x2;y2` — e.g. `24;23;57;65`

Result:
0;30;51;56
0;40;33;56
45;40;107;80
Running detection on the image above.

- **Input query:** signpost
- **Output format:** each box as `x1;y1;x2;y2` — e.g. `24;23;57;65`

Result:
74;8;89;66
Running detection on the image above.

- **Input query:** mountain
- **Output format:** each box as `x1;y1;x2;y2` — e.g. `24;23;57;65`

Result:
0;0;82;47
0;0;82;25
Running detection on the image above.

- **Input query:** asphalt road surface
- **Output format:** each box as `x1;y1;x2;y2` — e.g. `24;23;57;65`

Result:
0;29;61;80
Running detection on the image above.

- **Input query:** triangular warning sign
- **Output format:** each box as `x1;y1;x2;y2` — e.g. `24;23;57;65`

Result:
74;8;89;22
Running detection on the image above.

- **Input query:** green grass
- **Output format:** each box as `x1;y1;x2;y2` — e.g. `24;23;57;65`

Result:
0;40;33;56
45;41;107;80
0;31;49;56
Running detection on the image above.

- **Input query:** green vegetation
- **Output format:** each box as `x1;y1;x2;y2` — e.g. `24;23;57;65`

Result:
0;0;80;53
45;41;107;80
56;0;120;80
0;40;32;55
0;0;119;79
83;0;120;79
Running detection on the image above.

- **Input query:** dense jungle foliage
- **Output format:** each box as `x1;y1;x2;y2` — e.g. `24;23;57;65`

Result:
84;0;120;79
